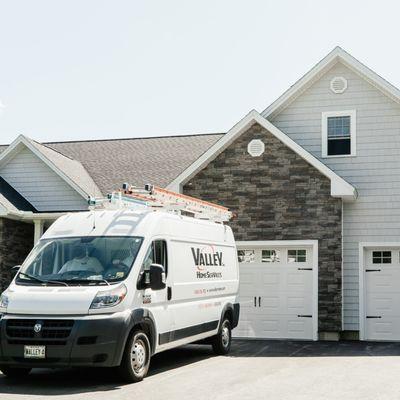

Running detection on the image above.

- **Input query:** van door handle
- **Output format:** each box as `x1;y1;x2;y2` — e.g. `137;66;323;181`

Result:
258;296;261;307
254;297;256;307
167;286;172;301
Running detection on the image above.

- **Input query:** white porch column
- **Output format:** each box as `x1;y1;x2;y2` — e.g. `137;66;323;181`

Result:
33;220;44;245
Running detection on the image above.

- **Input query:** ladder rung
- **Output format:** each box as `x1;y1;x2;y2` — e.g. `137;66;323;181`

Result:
88;183;232;223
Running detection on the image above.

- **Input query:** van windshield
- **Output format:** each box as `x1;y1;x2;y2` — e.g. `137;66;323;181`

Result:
16;236;143;286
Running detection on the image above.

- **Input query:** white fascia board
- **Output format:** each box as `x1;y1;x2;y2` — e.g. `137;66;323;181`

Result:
262;46;400;119
0;135;89;200
167;110;357;201
1;210;66;222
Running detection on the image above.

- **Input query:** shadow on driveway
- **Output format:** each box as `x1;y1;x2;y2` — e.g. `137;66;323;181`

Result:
1;339;400;396
231;339;400;357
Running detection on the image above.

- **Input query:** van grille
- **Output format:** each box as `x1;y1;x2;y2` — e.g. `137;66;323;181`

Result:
6;319;74;345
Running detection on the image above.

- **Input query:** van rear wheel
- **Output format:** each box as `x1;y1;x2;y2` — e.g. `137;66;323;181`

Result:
0;366;31;378
117;330;151;383
212;318;232;355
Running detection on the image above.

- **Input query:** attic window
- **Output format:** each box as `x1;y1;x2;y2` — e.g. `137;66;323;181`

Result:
322;110;356;157
247;139;265;157
330;77;348;94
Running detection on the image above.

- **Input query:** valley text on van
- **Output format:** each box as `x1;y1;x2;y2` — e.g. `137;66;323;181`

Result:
0;186;240;382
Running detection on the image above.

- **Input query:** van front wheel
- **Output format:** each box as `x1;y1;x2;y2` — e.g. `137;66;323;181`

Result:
117;330;151;383
212;318;232;355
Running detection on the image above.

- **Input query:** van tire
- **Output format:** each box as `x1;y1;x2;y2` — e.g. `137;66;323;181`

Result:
211;318;232;355
0;366;31;378
117;330;151;383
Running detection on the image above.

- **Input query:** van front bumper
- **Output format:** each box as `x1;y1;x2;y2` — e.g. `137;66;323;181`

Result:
0;312;129;368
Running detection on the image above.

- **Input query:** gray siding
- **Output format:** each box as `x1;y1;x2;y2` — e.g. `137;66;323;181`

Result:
269;62;400;331
0;147;88;211
183;123;343;333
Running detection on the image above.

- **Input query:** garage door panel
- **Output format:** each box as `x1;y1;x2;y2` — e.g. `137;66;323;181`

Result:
235;244;316;340
234;320;260;338
366;271;400;292
261;272;280;286
366;292;400;317
258;317;313;339
258;294;312;315
364;247;400;341
366;317;400;341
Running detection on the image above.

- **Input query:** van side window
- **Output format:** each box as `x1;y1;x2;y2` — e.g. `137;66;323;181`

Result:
142;240;168;275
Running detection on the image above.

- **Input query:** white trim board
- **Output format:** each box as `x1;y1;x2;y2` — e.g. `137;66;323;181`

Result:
262;46;400;120
358;242;400;341
236;239;319;341
167;110;357;201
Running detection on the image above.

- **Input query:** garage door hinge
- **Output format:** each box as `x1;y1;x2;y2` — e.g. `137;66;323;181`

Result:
297;268;312;271
366;316;382;319
297;315;312;318
366;269;381;272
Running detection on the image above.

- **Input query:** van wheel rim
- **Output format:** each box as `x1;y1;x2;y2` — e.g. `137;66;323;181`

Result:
131;339;146;373
222;324;230;347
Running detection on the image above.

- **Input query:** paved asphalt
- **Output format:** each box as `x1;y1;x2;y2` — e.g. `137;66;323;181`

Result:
1;339;400;400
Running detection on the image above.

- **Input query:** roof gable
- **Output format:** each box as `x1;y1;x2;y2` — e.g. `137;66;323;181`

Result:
0;176;37;213
168;110;357;201
262;46;400;120
0;135;102;199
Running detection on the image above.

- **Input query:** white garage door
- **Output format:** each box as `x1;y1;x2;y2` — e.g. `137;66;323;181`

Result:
234;243;317;340
364;247;400;341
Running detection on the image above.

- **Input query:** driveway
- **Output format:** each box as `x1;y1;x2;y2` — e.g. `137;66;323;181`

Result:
1;340;400;400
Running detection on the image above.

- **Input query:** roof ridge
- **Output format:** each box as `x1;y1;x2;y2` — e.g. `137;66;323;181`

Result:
30;138;76;161
43;132;224;145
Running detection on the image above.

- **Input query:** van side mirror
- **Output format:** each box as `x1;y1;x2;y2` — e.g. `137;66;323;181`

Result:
149;264;166;291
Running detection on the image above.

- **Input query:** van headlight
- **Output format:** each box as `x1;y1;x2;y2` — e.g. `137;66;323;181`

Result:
90;284;127;309
0;293;9;311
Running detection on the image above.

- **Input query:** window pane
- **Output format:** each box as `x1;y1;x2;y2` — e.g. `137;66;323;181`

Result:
238;250;256;263
327;138;351;156
262;250;280;263
327;116;351;138
288;249;307;263
372;251;392;264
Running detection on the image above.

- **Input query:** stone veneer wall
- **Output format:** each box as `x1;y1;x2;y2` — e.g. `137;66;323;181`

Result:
183;123;343;333
0;218;34;291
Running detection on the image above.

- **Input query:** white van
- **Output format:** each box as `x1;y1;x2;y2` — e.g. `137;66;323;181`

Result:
0;206;239;382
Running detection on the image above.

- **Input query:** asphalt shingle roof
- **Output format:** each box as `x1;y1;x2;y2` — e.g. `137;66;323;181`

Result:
0;133;223;195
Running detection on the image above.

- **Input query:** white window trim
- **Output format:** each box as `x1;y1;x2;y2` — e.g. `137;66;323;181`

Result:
321;110;357;158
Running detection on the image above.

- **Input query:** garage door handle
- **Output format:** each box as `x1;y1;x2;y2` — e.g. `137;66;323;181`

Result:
297;315;312;318
258;296;261;307
366;269;381;272
254;297;257;307
366;316;382;319
298;268;312;271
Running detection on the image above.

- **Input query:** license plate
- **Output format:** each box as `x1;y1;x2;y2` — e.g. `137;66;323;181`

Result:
24;345;46;359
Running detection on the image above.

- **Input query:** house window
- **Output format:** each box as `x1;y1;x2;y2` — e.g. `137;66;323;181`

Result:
372;251;392;264
262;250;280;263
288;249;307;263
322;110;356;157
237;250;256;263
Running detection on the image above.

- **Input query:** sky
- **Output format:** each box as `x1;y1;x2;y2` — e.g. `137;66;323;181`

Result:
1;0;400;144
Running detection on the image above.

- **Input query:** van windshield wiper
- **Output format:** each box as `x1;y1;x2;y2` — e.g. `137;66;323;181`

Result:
18;272;69;287
59;278;110;286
